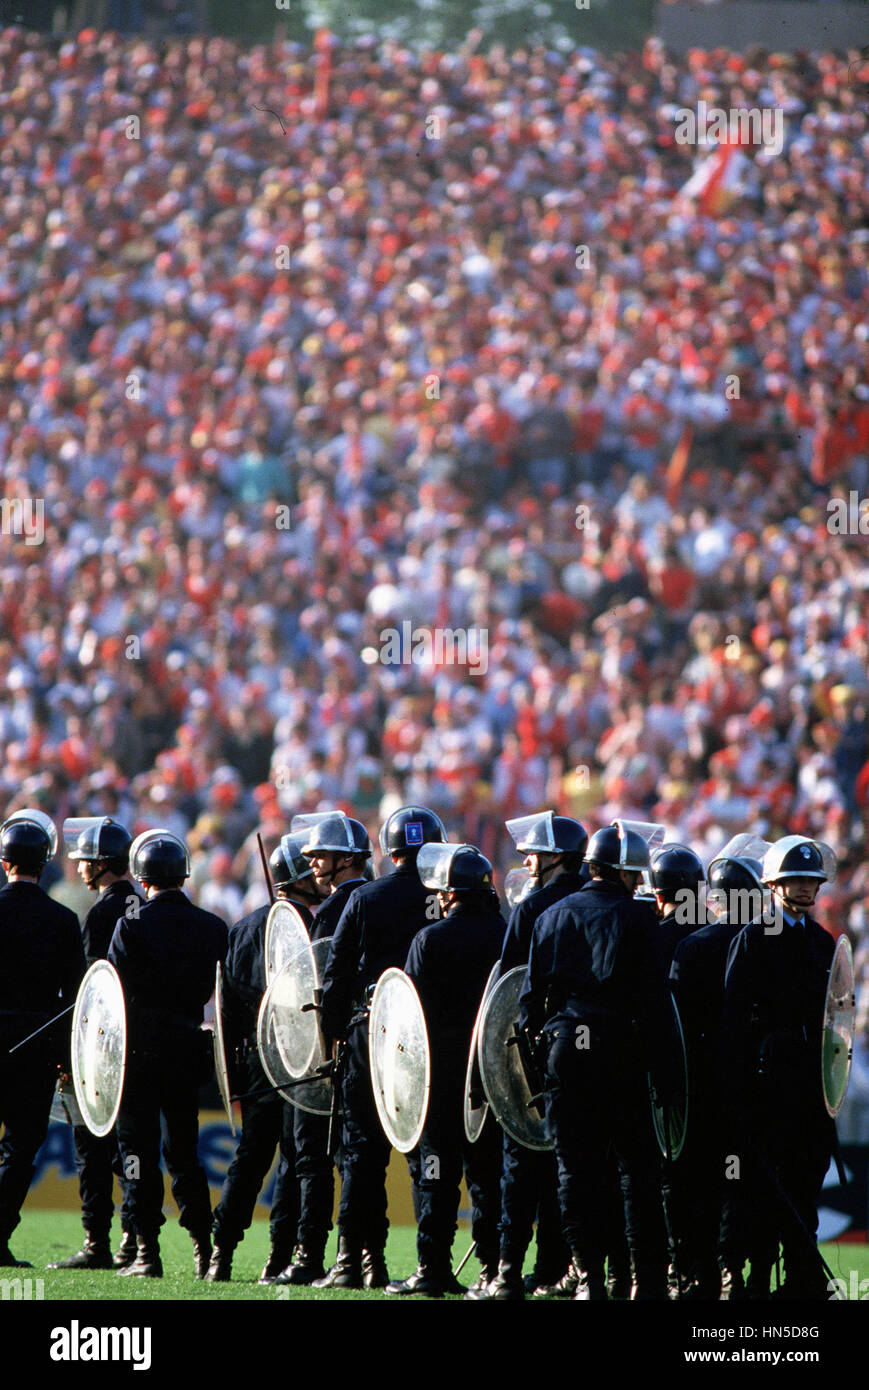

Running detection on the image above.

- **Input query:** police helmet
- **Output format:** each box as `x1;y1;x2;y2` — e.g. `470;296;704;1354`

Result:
707;855;764;896
269;833;315;888
417;842;494;893
761;836;834;886
585;820;658;873
506;811;588;858
65;817;132;866
649;844;705;895
0;812;55;874
295;811;372;859
129;829;190;886
379;805;447;856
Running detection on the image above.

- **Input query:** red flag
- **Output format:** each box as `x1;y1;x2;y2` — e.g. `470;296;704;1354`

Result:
665;424;694;509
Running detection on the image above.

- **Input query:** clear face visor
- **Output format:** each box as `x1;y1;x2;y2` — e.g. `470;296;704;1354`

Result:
63;816;111;860
612;819;665;869
279;833;315;881
505;811;556;854
416;842;472;891
711;833;773;870
2;807;58;858
129;828;191;878
292;811;356;855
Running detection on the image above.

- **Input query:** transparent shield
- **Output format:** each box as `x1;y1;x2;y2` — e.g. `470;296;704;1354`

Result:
259;952;319;1081
416;842;471;891
478;966;552;1152
213;962;237;1137
464;963;498;1143
823;935;855;1118
369;968;430;1153
614;820;665;868
650;991;689;1162
287;936;332;1116
71;960;126;1138
709;833;773;868
503;866;534;908
264;899;313;986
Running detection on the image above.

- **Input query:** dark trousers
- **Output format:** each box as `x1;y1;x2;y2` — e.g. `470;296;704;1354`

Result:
211;1051;298;1253
0;1031;55;1244
293;1104;334;1255
416;1048;501;1273
336;1020;391;1250
499;1134;569;1281
115;1032;213;1244
544;1027;667;1287
72;1125;133;1240
726;1108;832;1295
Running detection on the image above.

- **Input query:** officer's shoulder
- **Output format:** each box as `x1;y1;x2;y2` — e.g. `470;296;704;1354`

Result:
229;905;267;939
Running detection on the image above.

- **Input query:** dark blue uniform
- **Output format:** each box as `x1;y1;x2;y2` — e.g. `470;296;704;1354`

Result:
405;902;506;1277
72;881;143;1245
669;916;740;1292
320;865;436;1255
0;882;84;1248
721;911;836;1297
212;899;313;1262
520;879;671;1296
108;889;227;1244
495;872;586;1287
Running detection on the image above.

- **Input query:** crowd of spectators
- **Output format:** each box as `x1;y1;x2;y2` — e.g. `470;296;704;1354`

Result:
0;28;867;1063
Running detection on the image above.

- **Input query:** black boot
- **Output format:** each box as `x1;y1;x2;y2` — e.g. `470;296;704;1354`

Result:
48;1236;113;1270
312;1237;363;1290
118;1237;162;1278
467;1257;524;1301
0;1246;31;1268
386;1264;460;1297
205;1246;234;1283
258;1245;296;1284
273;1246;326;1286
719;1265;746;1301
534;1261;578;1298
192;1233;212;1280
113;1231;137;1269
573;1256;608;1302
361;1248;389;1289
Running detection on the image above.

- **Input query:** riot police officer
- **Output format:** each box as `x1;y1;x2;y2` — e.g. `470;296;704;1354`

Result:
649;843;706;972
108;830;227;1278
387;843;505;1297
669;838;767;1299
472;812;587;1301
48;818;142;1271
519;821;672;1300
721;836;838;1300
316;806;445;1290
0;810;85;1266
207;832;324;1283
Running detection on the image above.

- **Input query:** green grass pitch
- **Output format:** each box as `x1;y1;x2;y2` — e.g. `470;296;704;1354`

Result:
10;1211;869;1301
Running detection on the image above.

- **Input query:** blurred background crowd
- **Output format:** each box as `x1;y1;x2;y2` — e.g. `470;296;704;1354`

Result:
0;26;867;1078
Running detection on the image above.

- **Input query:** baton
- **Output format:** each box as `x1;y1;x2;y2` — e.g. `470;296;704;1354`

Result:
230;1061;334;1104
746;1135;838;1287
7;1003;76;1055
453;1239;476;1280
257;832;275;906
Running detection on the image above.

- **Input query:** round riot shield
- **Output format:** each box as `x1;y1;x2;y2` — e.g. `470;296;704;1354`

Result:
369;968;430;1154
823;935;855;1119
264;899;314;985
213;962;237;1137
464;963;498;1143
256;936;332;1114
478;966;551;1152
650;992;689;1162
71;960;126;1138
